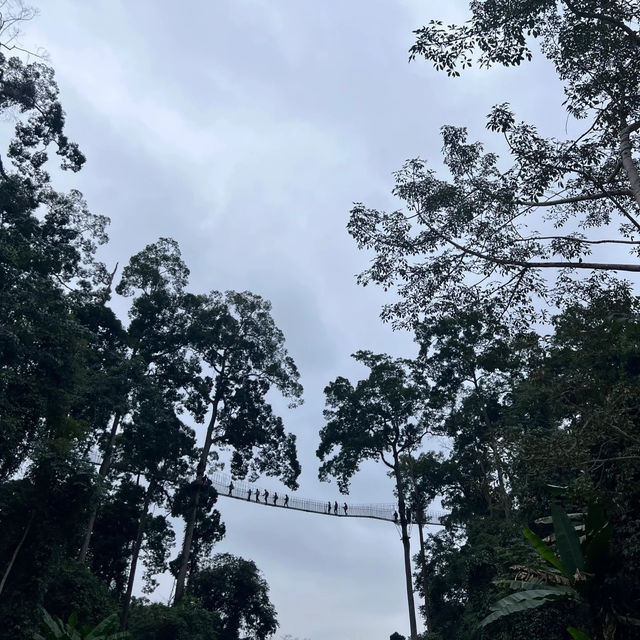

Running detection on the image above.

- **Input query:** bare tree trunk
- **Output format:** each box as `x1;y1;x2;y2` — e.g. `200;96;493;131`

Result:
120;484;152;631
399;505;418;640
0;512;34;596
173;385;223;604
417;522;431;634
79;412;122;562
393;455;418;640
173;488;201;603
620;120;640;208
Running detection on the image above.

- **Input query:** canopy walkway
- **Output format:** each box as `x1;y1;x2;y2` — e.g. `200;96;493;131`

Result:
210;472;447;526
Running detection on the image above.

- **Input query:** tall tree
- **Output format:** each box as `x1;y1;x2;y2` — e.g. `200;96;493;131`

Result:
0;17;113;627
348;0;640;325
116;393;197;629
89;478;146;596
415;305;540;524
0;40;109;479
317;351;433;640
173;290;303;602
508;284;640;614
398;451;446;633
79;238;197;562
411;286;640;637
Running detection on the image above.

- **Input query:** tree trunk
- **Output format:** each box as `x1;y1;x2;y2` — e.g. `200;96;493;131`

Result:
620;120;640;208
120;483;152;631
173;487;201;603
490;440;511;523
0;512;34;596
79;412;122;562
417;522;431;634
393;457;418;640
173;385;223;604
399;505;418;640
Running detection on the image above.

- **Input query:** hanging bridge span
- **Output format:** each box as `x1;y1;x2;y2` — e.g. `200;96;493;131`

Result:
209;472;447;526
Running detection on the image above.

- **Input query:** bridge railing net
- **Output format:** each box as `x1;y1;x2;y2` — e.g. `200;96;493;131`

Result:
210;472;446;526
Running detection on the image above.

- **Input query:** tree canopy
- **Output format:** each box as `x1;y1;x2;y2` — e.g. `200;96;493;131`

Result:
2;3;640;640
349;0;640;325
0;13;301;637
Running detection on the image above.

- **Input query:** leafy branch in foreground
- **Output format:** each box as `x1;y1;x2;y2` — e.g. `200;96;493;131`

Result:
480;502;640;640
35;610;128;640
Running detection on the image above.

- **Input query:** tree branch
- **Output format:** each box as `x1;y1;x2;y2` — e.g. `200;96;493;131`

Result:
380;451;395;469
510;236;640;246
563;0;640;45
515;189;633;207
523;260;640;271
415;209;640;272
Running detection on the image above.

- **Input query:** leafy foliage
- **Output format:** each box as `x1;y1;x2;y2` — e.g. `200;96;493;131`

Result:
349;1;640;326
479;502;640;640
0;16;296;640
127;599;219;640
188;554;278;640
34;610;128;640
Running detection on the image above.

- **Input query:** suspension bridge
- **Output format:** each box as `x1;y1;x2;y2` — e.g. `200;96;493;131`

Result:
209;472;447;526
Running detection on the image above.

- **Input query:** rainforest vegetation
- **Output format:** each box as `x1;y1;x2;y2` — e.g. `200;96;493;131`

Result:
1;1;639;639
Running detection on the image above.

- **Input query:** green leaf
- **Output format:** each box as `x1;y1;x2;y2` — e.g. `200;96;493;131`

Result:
552;504;585;577
41;609;66;638
85;614;124;639
523;526;567;575
479;588;573;628
567;627;592;640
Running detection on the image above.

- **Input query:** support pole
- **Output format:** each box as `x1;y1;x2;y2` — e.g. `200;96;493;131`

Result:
400;522;418;640
417;521;431;634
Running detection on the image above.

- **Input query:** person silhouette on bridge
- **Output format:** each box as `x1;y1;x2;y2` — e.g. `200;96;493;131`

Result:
273;492;278;505
334;501;338;515
343;502;348;515
247;489;252;501
255;489;260;502
284;494;289;507
264;490;269;504
394;510;398;523
327;501;331;514
228;482;234;496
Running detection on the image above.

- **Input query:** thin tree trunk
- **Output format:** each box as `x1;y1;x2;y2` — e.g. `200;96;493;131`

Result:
79;412;122;562
417;522;431;634
173;488;201;603
173;383;224;604
399;505;418;640
120;483;152;631
490;440;511;523
0;512;34;596
393;456;418;640
620;120;640;208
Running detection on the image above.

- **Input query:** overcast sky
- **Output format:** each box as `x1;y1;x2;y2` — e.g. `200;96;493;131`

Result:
22;2;568;639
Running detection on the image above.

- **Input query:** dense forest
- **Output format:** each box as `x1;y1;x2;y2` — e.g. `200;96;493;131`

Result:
1;1;640;640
